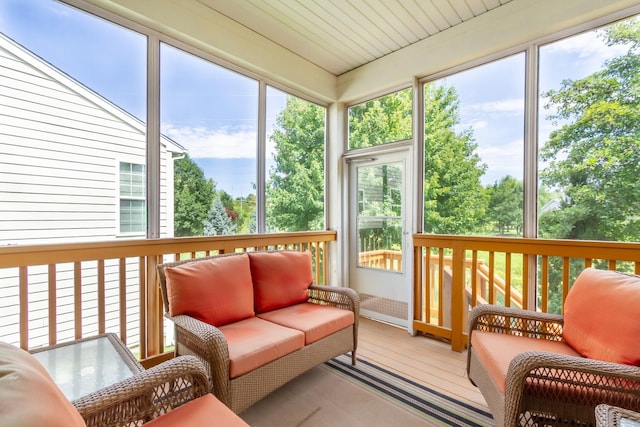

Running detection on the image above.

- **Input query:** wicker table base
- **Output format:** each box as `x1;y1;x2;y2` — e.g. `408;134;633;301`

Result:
596;405;640;427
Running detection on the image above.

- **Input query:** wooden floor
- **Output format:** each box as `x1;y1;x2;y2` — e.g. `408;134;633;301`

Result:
356;316;489;411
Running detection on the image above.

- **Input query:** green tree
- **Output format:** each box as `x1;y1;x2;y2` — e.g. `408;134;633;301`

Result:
233;193;256;234
173;154;215;236
486;176;523;235
266;96;325;232
540;20;640;242
423;84;488;234
348;88;412;149
203;197;236;236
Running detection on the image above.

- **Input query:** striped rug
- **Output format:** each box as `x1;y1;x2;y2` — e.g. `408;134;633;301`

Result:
325;354;494;427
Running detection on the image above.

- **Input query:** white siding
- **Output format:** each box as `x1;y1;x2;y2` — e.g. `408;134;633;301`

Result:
0;35;179;348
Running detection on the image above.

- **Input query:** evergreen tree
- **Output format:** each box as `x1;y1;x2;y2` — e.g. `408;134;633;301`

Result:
203;197;236;236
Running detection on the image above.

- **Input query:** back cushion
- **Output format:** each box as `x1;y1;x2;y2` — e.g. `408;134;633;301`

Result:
249;251;313;313
164;254;255;326
563;268;640;366
0;342;86;427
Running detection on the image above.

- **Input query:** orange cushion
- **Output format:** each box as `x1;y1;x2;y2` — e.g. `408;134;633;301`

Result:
0;342;86;427
143;394;249;427
248;251;313;313
164;254;254;327
471;330;581;394
563;268;640;365
219;317;304;378
257;303;354;344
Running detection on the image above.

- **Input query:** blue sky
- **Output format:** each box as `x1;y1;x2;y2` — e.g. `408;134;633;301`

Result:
0;0;629;194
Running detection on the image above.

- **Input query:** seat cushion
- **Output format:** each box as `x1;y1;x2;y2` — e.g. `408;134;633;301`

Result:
257;302;354;345
563;268;640;366
0;342;86;427
248;251;313;313
219;317;305;378
143;394;249;427
471;330;581;394
164;254;255;327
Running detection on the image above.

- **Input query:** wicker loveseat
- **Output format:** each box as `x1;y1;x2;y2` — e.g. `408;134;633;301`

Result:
467;268;640;426
157;250;360;413
0;341;248;427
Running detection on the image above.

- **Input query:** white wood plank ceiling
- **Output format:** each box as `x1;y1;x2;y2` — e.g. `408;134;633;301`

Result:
197;0;514;75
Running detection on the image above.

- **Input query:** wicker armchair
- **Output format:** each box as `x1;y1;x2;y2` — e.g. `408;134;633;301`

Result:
467;304;640;426
467;268;640;426
73;355;210;426
0;338;247;427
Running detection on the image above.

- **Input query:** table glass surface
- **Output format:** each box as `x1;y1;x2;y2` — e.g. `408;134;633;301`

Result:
32;336;138;401
622;418;640;427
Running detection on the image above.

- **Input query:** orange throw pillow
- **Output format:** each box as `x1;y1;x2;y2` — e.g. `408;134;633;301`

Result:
165;254;254;326
563;268;640;366
248;251;313;313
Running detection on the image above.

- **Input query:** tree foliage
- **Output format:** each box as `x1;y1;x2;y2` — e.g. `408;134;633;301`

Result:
173;154;215;237
348;89;412;149
486;175;523;235
266;96;325;232
540;20;640;242
423;84;487;234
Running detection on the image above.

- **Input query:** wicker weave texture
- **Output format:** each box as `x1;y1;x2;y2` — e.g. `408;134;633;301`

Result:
467;304;640;427
73;355;210;427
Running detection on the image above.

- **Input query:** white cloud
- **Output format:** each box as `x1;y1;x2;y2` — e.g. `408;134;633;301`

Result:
164;125;256;159
467;98;524;115
542;28;629;72
477;139;524;185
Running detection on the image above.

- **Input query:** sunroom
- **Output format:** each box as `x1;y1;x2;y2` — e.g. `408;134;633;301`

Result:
1;0;640;425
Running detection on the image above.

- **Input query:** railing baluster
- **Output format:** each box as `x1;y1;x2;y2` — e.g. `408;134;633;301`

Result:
74;261;82;340
19;266;28;350
48;264;57;345
488;251;495;304
119;258;127;344
471;250;478;309
562;257;570;309
97;260;105;334
505;253;511;307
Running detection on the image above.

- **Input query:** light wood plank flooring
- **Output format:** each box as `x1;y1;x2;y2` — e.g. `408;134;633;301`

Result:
356;316;489;411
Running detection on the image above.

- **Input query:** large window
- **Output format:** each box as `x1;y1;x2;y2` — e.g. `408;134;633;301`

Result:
0;0;147;245
265;86;326;232
160;43;258;236
538;16;640;243
0;0;147;348
423;54;525;237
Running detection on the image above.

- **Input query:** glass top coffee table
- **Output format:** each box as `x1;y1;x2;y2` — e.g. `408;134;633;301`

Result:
31;333;144;402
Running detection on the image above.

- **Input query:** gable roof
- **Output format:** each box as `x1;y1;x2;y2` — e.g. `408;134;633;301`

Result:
0;32;184;154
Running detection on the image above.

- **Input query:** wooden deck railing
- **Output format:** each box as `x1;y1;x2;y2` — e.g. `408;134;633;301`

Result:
6;231;640;359
413;234;640;351
0;231;336;364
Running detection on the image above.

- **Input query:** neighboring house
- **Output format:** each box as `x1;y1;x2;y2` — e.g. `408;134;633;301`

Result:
0;33;183;348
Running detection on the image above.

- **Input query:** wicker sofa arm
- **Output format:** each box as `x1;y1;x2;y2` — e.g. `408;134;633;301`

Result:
308;285;360;315
73;355;209;427
504;351;640;426
468;304;564;340
169;314;232;405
